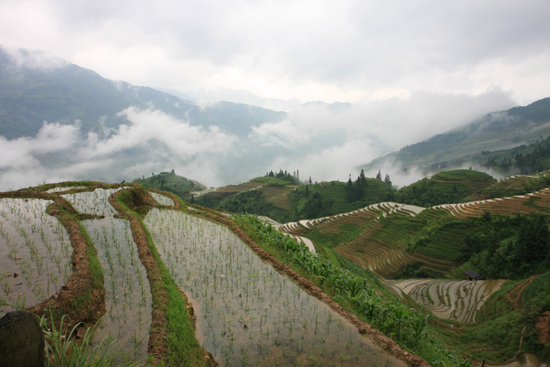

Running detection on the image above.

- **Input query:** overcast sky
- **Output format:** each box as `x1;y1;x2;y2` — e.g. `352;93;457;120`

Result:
1;0;549;105
1;0;550;191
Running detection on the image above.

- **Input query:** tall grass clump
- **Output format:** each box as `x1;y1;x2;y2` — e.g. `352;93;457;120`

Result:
40;312;152;367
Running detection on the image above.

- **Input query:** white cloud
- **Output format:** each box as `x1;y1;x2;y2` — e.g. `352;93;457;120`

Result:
0;108;237;191
1;0;549;103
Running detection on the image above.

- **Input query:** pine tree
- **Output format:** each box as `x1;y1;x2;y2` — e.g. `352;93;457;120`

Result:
376;170;382;180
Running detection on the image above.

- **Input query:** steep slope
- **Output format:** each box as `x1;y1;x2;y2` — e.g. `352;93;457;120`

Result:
361;98;550;175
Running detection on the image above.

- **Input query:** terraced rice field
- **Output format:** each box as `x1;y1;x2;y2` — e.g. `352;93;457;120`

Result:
144;209;406;367
150;191;175;206
434;187;550;219
279;202;456;278
386;279;506;323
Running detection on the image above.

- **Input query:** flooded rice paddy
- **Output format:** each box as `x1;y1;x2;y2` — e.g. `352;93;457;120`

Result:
62;188;122;217
145;209;405;367
0;198;72;317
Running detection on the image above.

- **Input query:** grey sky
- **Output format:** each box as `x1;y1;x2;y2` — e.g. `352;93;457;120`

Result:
1;0;549;104
1;0;550;190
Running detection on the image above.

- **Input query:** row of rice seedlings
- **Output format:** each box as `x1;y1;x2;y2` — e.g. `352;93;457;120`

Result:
62;188;123;217
46;186;87;193
144;209;405;367
69;188;153;363
149;192;174;207
0;198;72;316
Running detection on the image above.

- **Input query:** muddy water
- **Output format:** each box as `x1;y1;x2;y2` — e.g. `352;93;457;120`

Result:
145;209;405;367
0;198;72;317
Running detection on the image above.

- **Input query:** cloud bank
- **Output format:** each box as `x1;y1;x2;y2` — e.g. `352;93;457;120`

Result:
0;89;515;191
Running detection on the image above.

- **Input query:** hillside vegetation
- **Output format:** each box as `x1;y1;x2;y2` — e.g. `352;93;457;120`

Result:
275;171;550;365
396;169;496;207
132;170;206;198
194;169;395;222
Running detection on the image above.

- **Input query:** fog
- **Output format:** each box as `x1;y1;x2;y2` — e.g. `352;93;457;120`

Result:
0;89;516;191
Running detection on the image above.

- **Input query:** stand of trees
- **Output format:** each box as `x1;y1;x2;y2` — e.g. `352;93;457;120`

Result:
459;213;550;279
264;169;301;185
346;169;393;202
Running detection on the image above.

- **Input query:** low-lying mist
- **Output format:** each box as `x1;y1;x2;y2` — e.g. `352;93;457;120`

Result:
0;89;515;191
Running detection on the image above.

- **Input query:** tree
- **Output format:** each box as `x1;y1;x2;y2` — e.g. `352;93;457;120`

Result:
376;170;382;180
384;174;392;186
346;177;354;201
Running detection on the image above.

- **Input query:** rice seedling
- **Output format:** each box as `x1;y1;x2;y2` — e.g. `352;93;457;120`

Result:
62;188;123;217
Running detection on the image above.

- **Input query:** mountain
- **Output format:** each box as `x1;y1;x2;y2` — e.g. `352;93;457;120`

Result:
0;46;291;190
0;46;286;139
361;98;550;175
161;87;303;112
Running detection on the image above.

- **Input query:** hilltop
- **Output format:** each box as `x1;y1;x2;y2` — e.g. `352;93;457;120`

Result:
132;170;206;198
192;169;396;222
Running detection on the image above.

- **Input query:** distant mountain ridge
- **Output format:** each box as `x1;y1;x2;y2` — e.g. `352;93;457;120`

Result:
0;45;286;139
361;97;550;176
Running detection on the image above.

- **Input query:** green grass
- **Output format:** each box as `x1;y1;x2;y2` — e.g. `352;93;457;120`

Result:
41;311;152;367
432;169;495;182
305;223;363;248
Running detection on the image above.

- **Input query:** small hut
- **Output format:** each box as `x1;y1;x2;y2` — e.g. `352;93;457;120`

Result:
464;270;484;281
